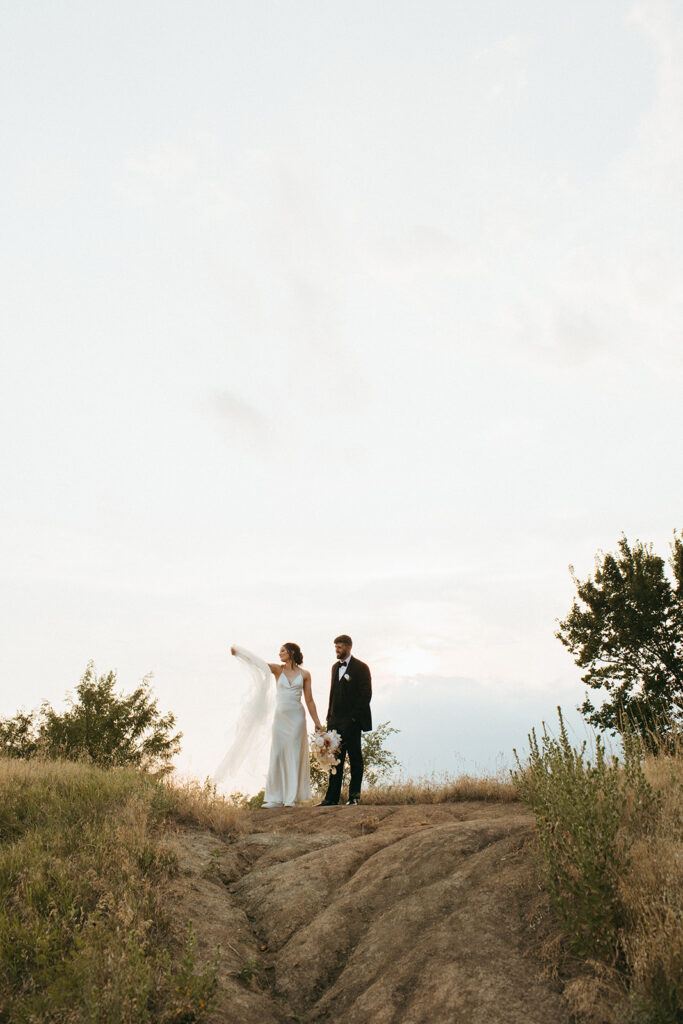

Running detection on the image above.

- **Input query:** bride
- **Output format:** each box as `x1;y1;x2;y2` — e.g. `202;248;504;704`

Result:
230;642;322;807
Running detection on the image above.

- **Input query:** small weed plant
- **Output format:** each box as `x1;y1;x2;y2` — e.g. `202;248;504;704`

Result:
236;959;258;983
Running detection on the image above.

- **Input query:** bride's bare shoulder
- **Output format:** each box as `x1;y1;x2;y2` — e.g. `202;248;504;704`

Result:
267;662;281;675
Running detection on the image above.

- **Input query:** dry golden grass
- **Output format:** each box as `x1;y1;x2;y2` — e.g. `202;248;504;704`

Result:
518;725;683;1024
618;750;683;1019
0;757;218;1023
358;771;519;804
0;752;96;789
162;775;249;837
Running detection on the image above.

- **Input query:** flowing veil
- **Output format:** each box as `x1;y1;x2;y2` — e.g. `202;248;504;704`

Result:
212;645;274;788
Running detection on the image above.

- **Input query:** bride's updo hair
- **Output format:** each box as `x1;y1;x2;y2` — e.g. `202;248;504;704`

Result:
283;642;303;666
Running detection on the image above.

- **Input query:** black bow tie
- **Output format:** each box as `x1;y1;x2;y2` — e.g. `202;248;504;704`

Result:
337;661;346;669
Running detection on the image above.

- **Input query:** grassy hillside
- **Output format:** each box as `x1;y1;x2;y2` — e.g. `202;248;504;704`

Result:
514;717;683;1023
1;745;680;1023
0;759;244;1024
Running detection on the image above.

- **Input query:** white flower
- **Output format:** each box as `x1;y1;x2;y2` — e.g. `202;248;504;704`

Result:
310;729;342;770
343;673;351;681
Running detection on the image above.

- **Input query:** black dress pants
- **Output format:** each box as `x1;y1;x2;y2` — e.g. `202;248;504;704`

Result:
325;721;363;803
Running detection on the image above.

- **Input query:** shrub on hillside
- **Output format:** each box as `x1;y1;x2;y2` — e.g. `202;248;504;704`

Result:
308;721;400;795
514;709;682;1023
0;661;181;775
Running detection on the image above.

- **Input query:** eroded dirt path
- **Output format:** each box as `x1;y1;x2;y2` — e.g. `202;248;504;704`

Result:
166;802;570;1024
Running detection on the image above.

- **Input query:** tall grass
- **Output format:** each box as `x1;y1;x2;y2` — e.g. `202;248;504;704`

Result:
621;744;683;1022
514;710;682;1023
0;758;224;1024
352;771;519;804
160;775;251;834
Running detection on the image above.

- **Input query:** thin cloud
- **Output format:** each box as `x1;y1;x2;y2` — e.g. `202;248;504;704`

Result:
362;225;483;282
469;31;537;105
512;300;607;368
205;390;274;453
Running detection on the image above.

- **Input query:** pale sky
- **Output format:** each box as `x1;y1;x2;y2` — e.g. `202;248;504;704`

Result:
2;1;682;793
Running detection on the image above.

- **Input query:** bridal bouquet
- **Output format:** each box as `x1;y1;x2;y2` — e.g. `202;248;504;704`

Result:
310;729;342;774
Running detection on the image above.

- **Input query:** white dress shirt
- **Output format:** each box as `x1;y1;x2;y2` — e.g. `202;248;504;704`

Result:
337;657;351;680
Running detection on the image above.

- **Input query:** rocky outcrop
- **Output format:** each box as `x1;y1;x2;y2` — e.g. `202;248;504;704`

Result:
166;803;570;1024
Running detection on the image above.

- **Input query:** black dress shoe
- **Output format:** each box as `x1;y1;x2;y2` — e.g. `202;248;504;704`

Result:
346;796;360;805
316;800;337;806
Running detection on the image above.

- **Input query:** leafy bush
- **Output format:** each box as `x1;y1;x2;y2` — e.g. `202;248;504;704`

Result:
0;662;181;775
514;709;682;1023
515;710;643;958
308;721;400;794
226;788;266;809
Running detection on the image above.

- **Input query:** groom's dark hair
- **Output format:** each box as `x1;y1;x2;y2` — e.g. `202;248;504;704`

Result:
334;634;352;646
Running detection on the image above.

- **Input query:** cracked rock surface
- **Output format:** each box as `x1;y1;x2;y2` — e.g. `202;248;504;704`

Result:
166;802;570;1024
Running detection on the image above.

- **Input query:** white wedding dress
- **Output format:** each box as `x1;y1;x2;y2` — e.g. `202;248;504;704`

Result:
263;668;312;807
214;646;311;806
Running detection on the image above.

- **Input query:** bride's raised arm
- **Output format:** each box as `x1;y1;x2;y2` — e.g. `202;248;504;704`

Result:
230;645;278;678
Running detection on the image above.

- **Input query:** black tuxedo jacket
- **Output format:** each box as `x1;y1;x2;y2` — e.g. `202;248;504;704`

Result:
327;656;372;733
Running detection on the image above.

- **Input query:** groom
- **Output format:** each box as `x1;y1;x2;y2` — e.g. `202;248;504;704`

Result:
318;634;372;806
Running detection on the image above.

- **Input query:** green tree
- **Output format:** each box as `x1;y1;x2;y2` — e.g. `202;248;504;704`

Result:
556;532;683;747
0;661;182;774
309;721;401;794
0;710;39;759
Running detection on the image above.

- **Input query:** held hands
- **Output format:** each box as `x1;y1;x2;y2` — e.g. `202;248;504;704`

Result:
230;646;236;656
